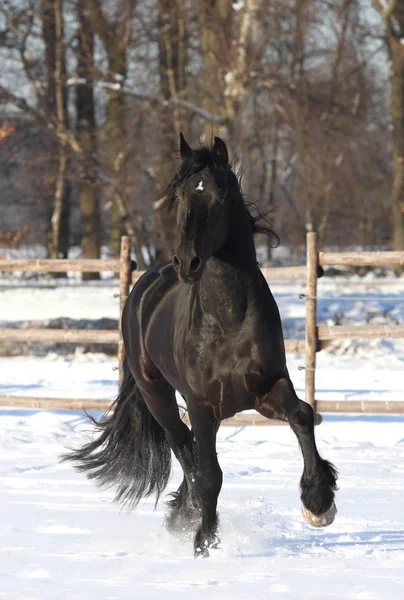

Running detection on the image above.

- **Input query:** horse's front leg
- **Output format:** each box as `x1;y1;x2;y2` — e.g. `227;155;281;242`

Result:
255;377;338;527
187;402;222;558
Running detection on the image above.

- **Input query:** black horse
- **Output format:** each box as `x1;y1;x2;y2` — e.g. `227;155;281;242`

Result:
64;134;337;557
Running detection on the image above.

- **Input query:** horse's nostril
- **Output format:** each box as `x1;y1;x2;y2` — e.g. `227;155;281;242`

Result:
190;256;202;274
173;255;180;270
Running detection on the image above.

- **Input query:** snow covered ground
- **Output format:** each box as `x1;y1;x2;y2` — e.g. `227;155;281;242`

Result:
0;275;403;598
1;411;404;599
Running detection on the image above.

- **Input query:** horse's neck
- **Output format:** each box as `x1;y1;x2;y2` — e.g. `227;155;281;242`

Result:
198;200;263;325
216;193;258;271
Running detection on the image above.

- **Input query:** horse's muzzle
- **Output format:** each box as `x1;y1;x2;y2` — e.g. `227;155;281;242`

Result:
173;254;204;284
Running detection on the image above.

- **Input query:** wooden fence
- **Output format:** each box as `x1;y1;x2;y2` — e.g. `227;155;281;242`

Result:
304;232;404;416
0;234;403;421
0;237;133;387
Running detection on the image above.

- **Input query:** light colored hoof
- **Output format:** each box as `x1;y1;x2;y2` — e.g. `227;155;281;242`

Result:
302;501;337;528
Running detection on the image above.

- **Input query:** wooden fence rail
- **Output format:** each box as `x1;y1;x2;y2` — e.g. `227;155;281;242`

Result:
0;327;305;353
0;396;403;420
0;258;121;272
318;324;404;341
1;234;404;419
0;328;120;344
319;251;404;267
0;261;308;281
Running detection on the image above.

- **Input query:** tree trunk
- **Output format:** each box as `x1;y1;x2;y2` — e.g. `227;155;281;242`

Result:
388;31;404;258
84;0;147;261
49;0;68;262
41;0;70;263
156;0;187;262
41;0;56;115
373;1;404;272
104;46;127;257
50;148;67;259
266;127;278;261
77;0;101;280
58;179;71;258
196;0;233;141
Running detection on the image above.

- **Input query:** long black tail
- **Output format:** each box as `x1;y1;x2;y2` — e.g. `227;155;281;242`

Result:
61;359;172;508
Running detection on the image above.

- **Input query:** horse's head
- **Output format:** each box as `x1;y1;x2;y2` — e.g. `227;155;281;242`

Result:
167;133;233;284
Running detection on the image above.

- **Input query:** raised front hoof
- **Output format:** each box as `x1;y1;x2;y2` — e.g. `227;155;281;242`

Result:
302;501;337;528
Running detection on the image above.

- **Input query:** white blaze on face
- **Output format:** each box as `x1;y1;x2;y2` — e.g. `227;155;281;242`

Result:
196;180;204;192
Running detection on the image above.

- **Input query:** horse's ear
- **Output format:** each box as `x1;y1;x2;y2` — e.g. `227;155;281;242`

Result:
213;136;228;168
180;132;193;160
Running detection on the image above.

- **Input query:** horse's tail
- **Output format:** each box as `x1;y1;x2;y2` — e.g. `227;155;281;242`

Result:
61;358;172;508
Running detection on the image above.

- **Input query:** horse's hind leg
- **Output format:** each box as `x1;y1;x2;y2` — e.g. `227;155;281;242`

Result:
140;381;200;534
256;377;338;527
164;422;200;535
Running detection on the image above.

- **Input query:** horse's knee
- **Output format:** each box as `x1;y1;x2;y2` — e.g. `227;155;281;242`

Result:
289;400;314;431
195;462;223;505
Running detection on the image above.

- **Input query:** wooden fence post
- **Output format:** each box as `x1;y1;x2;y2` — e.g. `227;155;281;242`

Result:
118;236;132;385
305;232;319;411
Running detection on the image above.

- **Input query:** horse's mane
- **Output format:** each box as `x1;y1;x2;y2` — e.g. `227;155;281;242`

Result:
162;144;279;248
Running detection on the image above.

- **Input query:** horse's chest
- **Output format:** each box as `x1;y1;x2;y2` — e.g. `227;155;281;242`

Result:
184;334;271;419
203;370;256;419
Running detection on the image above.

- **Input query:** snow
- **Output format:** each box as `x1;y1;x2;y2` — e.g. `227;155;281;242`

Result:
0;283;120;321
1;411;404;599
232;0;245;12
66;77;87;86
0;275;404;598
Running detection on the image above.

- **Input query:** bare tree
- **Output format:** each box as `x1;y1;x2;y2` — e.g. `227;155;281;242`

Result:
76;0;101;277
373;0;404;264
0;0;396;264
155;0;187;260
195;0;233;140
84;0;136;257
48;0;69;260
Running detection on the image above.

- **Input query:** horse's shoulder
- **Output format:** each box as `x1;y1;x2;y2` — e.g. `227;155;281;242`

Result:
133;261;176;293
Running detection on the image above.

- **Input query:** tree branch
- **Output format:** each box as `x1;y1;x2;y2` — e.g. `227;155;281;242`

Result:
85;0;113;50
374;0;398;20
0;86;44;122
96;169;147;269
0;85;83;157
65;78;226;124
